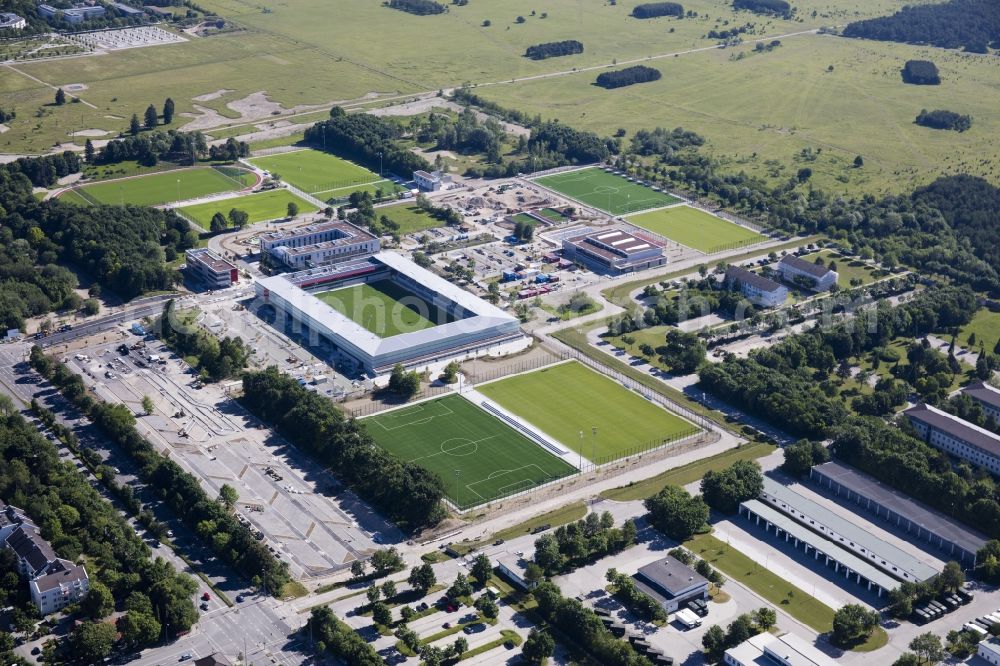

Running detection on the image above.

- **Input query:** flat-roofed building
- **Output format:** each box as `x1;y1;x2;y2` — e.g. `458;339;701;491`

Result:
963;381;1000;424
778;255;838;292
631;555;708;613
413;170;450;191
724;632;838;666
811;461;986;566
979;638;1000;665
260;220;379;270
0;12;27;29
495;551;535;590
38;3;106;23
561;228;665;275
724;265;788;307
112;2;145;16
185;248;238;289
905;402;1000;476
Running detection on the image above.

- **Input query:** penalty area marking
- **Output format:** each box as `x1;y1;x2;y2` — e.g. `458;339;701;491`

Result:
370;400;454;431
463;464;548;500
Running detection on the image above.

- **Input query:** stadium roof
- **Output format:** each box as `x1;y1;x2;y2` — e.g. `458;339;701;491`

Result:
811;461;987;556
762;477;938;582
742;499;901;592
963;381;1000;413
779;254;836;279
905;403;1000;458
725;265;784;294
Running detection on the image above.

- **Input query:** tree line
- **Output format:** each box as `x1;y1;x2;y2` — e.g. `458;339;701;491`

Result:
841;0;999;53
411;107;507;164
533;512;637;575
911;174;1000;274
915;109;972;132
94;128;211;167
240;366;447;528
29;348;292;595
386;0;446;15
2;151;81;188
158;299;249;382
732;0;792;18
632;2;685;18
0;226;83;331
304;107;430;179
525;40;584;59
595;65;662;89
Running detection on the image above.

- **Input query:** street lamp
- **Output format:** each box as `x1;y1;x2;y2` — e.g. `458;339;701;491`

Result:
591;426;598;468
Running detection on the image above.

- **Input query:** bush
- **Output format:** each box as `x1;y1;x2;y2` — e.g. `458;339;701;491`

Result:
595;65;662;89
902;59;940;85
915;109;972;132
525;40;584;59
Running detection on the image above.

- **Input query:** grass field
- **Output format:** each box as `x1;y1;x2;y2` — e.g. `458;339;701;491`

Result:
512;213;539;225
178;189;318;229
535;168;680;215
363;395;577;507
249;149;380;194
627;206;764;253
71;167;248;207
537;207;569;222
314;279;453;338
380;203;450;234
317;179;407;203
478;361;698;463
958;308;1000;353
798;250;880;287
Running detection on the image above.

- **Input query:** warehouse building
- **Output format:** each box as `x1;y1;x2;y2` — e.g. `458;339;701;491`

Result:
185;248;238;289
724;265;788;307
905;403;1000;476
561;228;666;275
963;380;1000;423
724;632;838;666
979;638;1000;665
260;220;379;271
759;477;939;583
631;555;709;613
778;254;838;292
810;461;986;566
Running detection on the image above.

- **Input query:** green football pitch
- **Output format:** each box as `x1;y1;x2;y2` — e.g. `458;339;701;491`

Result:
627;205;765;253
478;361;699;464
72;167;250;207
249;149;381;194
314;279;454;338
363;395;577;508
178;189;318;229
535;167;680;215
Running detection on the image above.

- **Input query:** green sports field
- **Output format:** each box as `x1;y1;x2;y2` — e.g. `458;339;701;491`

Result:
178;189;318;229
71;167;250;207
314;279;455;338
363;395;577;508
627;205;765;253
535;167;680;215
478;361;699;463
380;203;450;234
249;149;380;194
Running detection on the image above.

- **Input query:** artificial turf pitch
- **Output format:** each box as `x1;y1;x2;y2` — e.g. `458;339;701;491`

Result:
178;189;318;229
478;361;699;463
363;395;577;508
314;279;453;338
249;149;380;194
72;167;249;206
627;205;765;253
535;167;680;216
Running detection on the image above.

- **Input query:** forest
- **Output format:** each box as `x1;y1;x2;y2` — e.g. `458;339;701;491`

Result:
631;2;684;19
732;0;792;19
911;174;1000;273
524;40;584;60
305;107;430;179
2;151;81;188
595;65;662;89
901;60;940;85
240;366;447;528
841;0;999;53
386;0;446;15
914;109;972;132
95;129;210;167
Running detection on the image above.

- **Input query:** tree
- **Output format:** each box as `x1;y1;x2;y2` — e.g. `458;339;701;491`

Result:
701;460;764;513
210;212;228;233
141;395;154;415
372;602;392;627
366;584;381;604
644;485;709;541
130;113;141;136
118;611;161;648
396;625;420;653
832;604;880;646
144;104;158;130
854;155;864;168
218;484;239;510
939;560;964;593
420;644;445;666
72;622;117;664
85;139;95;163
893;654;921;666
388;363;420;398
702;624;727;662
471;553;492;584
55;88;66;105
522;628;555;664
451;636;468;657
371;547;403;574
474;594;498;619
909;632;945;664
228;208;249;230
350;560;366;578
524;562;544;585
287;201;299;218
780;439;829;477
448;573;473;600
752;607;776;631
82;581;114;619
163;98;175;124
83;298;100;316
725;614;757;648
440;360;461;384
408;564;436;594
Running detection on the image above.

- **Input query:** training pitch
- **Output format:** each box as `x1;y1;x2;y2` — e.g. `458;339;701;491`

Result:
478;361;698;463
71;167;249;207
249;149;381;195
627;205;764;253
178;189;318;229
535;167;680;215
314;279;452;338
363;395;577;507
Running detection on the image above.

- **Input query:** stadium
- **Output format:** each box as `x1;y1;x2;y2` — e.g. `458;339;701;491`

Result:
255;252;527;375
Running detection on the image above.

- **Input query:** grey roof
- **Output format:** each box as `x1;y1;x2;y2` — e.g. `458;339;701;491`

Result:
742;499;901;592
726;632;839;666
963;381;1000;413
761;477;938;582
725;265;784;294
31;559;87;593
906;403;1000;458
779;254;835;279
633;555;707;598
6;525;56;572
811;461;987;556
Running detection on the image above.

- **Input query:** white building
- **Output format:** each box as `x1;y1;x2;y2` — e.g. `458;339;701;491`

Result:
725;632;838;666
631;555;709;613
495;551;535;590
0;12;27;29
38;3;106;23
964;381;1000;424
561;228;666;275
413;170;451;192
185;248;238;289
906;403;1000;476
979;638;1000;665
260;220;379;271
724;265;788;308
778;255;838;292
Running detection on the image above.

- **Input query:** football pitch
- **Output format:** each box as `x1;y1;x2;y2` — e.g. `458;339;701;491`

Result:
314;279;454;338
249;149;382;195
535;167;680;215
363;395;577;508
478;361;699;463
72;167;250;207
627;205;765;253
178;189;318;229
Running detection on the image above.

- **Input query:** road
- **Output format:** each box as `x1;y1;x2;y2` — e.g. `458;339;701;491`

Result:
35;294;176;348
